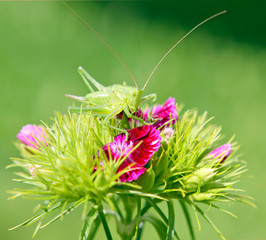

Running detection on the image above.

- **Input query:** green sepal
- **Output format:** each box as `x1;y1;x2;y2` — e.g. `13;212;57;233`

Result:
136;167;155;192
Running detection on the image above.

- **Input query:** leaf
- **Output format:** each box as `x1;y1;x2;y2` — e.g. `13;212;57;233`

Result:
140;214;167;240
40;198;85;229
179;200;195;240
194;204;225;240
86;215;101;240
79;206;98;240
114;190;167;201
9;202;63;230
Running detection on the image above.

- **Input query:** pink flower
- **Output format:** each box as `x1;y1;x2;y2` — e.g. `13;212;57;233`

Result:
161;127;174;143
103;125;161;182
144;97;178;129
207;144;232;163
17;124;48;149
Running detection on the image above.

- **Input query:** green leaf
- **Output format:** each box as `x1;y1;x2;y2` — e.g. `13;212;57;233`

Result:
40;198;85;229
145;198;180;240
140;214;167;240
86;215;101;240
9;202;63;230
193;204;225;240
179;200;195;240
79;206;98;240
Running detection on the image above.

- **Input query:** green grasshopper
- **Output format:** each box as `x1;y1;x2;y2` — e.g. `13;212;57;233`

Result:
64;4;225;128
66;66;156;124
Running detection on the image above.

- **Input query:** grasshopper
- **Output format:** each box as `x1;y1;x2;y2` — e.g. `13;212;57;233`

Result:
66;66;156;124
64;4;226;129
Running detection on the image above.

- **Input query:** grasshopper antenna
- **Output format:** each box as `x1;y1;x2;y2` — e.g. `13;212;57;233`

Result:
142;10;227;91
63;2;138;88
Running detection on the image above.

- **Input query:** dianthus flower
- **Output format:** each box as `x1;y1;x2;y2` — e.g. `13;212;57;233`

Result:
207;143;232;163
17;124;48;149
103;125;161;182
144;97;178;129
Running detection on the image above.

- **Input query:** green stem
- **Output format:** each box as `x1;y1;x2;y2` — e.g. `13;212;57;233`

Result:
135;221;145;240
98;204;113;240
145;198;180;240
79;206;97;240
179;201;195;240
133;198;141;240
167;200;175;240
135;201;151;239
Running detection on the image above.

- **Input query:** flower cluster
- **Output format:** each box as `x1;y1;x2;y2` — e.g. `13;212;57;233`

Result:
10;70;252;240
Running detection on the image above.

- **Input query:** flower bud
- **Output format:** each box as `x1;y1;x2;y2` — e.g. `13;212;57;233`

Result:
30;164;41;176
190;192;215;201
183;168;216;191
136;167;155;192
160;127;174;143
207;144;232;163
17;124;47;149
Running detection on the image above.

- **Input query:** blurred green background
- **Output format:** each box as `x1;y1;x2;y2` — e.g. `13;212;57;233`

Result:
0;1;265;239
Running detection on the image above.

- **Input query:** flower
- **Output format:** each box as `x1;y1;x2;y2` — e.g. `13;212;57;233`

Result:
30;164;41;176
207;144;232;163
103;125;161;182
160;127;174;143
17;124;47;149
144;97;178;129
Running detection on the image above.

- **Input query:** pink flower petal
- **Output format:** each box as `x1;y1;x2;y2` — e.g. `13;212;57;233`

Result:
118;159;146;182
17;124;47;149
207;144;232;163
102;125;161;182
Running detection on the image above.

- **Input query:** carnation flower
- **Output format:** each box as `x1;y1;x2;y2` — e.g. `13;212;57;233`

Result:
144;97;178;129
103;125;161;182
17;124;47;149
207;143;232;163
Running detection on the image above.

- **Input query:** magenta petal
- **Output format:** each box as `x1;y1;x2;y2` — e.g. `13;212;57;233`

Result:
103;134;133;160
118;159;146;182
129;125;161;166
207;144;232;163
102;125;161;182
142;97;178;129
127;125;151;141
17;124;47;149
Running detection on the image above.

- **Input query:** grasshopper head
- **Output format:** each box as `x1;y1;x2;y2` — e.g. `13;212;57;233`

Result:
125;86;143;112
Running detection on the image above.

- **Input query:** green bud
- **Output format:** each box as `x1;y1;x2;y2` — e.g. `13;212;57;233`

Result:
183;168;216;191
190;192;215;201
153;153;168;177
94;171;109;194
136;167;155;192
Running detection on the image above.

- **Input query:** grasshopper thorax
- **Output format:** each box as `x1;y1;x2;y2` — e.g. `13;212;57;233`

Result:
110;84;143;112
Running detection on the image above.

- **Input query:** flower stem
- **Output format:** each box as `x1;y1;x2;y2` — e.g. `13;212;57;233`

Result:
98;204;113;240
179;201;195;240
167;200;175;240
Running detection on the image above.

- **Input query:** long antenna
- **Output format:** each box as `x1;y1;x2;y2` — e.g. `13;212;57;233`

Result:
142;10;227;90
63;2;138;88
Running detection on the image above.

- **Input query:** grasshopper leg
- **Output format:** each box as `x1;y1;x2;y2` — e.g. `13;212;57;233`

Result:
123;105;149;125
141;93;157;104
78;66;104;91
103;108;129;138
68;106;111;115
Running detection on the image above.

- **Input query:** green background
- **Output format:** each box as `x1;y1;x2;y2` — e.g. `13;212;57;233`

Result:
0;1;265;239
